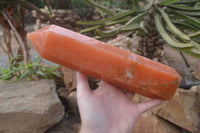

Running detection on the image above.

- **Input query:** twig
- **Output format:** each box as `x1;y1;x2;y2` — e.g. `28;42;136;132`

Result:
0;11;28;65
0;0;58;25
180;51;190;68
2;26;13;60
0;41;8;54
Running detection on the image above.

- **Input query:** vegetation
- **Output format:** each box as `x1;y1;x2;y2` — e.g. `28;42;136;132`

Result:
78;0;200;59
0;55;63;82
0;0;57;64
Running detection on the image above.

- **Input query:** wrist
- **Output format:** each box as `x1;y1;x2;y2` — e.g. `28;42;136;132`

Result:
80;124;109;133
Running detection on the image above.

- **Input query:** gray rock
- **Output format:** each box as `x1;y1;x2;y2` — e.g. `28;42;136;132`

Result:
0;79;65;133
68;91;79;116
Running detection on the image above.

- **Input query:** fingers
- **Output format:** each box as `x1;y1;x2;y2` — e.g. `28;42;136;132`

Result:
136;99;162;114
76;72;91;97
98;81;116;92
126;91;135;99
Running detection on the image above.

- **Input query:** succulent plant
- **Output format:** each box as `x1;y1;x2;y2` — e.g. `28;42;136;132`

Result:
78;0;200;59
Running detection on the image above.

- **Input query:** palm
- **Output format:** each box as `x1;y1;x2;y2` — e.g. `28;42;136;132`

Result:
76;73;162;133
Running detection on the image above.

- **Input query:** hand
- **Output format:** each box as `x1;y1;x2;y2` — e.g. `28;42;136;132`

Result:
76;72;162;133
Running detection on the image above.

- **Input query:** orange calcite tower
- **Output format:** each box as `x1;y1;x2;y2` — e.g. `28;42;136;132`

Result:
28;25;181;100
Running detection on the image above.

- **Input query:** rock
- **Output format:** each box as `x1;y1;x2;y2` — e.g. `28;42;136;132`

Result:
57;9;67;15
57;87;68;99
36;19;41;26
55;17;62;21
46;114;80;133
73;15;81;20
0;79;65;133
32;10;37;17
56;87;72;114
68;91;79;115
92;15;100;20
63;17;71;22
133;112;182;133
152;89;200;132
192;71;200;80
133;89;200;132
63;67;76;92
176;69;186;84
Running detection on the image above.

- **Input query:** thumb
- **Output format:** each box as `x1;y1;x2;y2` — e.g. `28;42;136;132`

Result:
76;72;91;98
136;99;162;114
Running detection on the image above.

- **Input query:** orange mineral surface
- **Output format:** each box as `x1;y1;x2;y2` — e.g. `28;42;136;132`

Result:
28;25;181;100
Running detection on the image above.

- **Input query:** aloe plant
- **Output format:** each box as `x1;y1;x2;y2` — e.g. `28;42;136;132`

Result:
78;0;200;59
0;55;63;82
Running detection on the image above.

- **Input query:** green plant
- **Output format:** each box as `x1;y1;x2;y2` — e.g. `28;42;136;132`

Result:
77;0;200;59
0;55;63;82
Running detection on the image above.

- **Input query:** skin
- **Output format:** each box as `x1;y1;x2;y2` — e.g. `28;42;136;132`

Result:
76;72;162;133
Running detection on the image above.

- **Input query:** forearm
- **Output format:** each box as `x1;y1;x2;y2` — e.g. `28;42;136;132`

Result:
79;125;109;133
79;124;134;133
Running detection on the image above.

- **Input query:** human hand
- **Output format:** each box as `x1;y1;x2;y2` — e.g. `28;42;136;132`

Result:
76;72;162;133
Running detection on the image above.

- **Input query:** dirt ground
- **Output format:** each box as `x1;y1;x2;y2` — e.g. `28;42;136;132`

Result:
164;44;200;84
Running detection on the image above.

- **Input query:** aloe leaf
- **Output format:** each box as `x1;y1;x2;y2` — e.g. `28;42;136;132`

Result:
96;24;141;38
79;25;101;34
191;40;200;49
125;12;147;26
195;2;200;7
171;20;199;31
81;17;132;34
0;67;7;72
86;0;115;16
106;17;131;25
77;9;137;25
52;72;62;78
141;1;153;11
176;0;199;4
159;0;180;6
36;71;48;79
168;4;200;11
155;14;193;49
134;0;140;9
189;31;200;38
93;36;102;40
169;11;200;29
31;63;43;67
166;8;200;17
6;75;15;80
33;56;41;64
158;8;190;42
95;29;118;38
15;71;29;81
184;47;200;58
9;55;23;70
193;38;200;43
